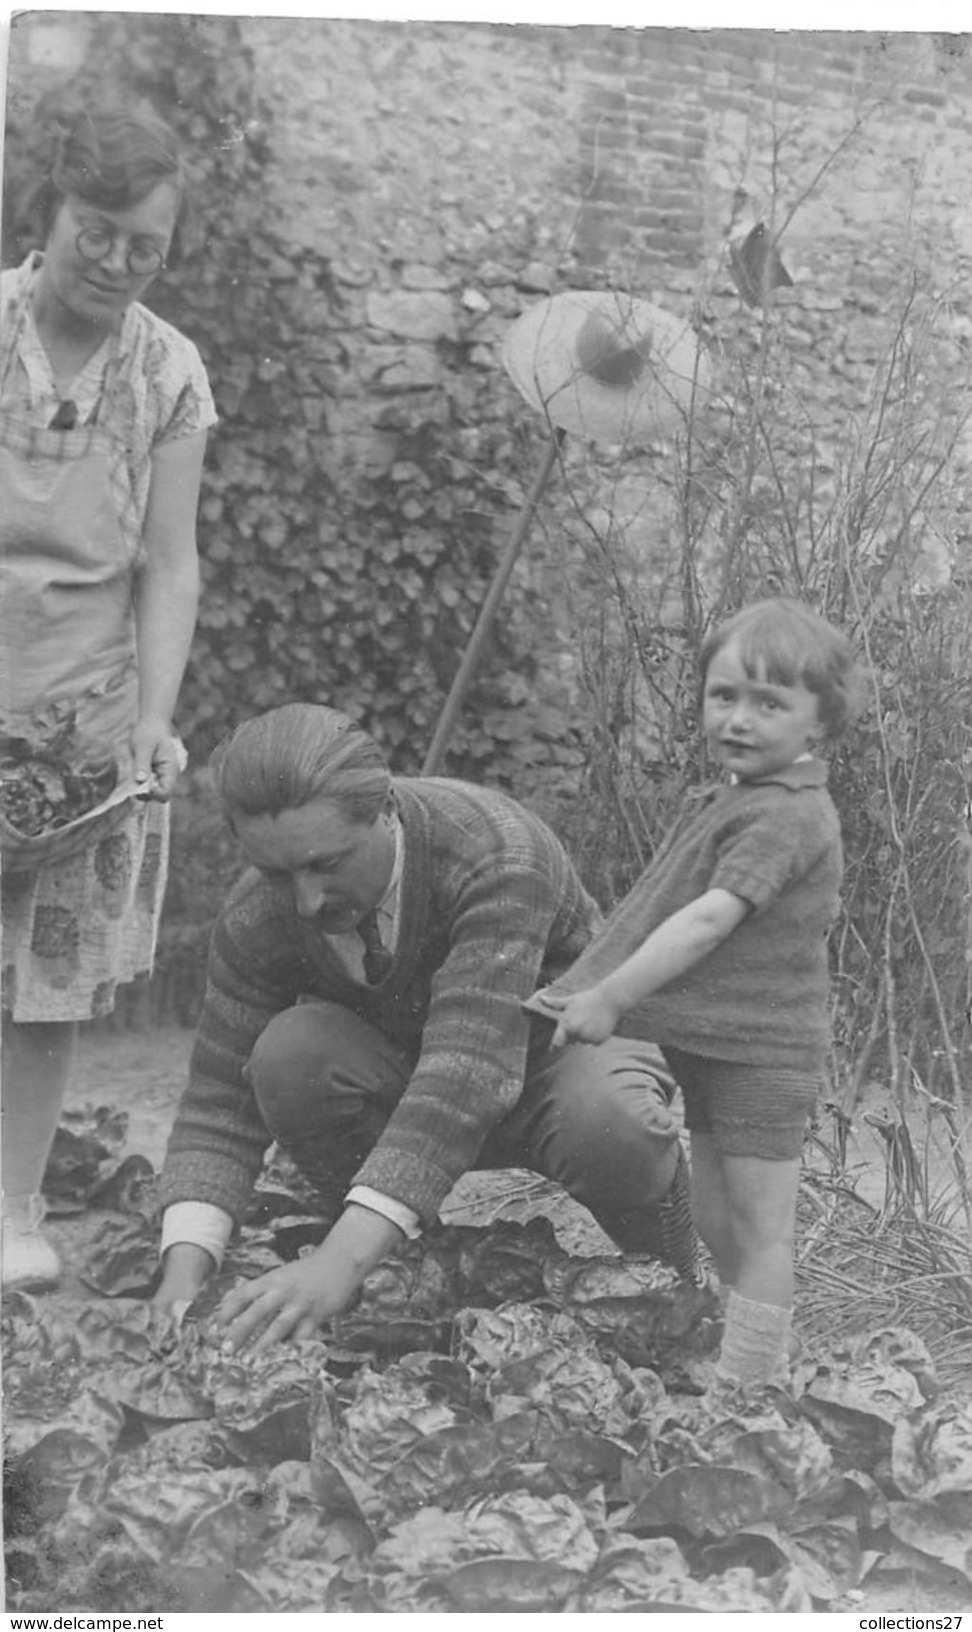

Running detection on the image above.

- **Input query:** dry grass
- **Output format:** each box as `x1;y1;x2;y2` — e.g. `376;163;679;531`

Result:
795;1161;972;1394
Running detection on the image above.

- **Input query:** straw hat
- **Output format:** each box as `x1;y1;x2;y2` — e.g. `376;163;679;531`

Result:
502;290;710;445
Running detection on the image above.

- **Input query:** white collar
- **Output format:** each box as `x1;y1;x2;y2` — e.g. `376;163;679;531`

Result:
375;813;404;924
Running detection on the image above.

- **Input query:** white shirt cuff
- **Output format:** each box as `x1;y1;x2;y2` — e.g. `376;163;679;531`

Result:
346;1185;422;1240
161;1188;421;1264
160;1200;234;1268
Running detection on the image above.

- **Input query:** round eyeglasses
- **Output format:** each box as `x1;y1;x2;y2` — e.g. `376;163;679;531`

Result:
75;225;167;278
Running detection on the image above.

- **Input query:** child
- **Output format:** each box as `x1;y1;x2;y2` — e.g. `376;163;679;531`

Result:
524;597;863;1389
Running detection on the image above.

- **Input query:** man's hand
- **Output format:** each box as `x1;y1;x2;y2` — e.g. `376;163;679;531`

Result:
211;1204;404;1355
153;1241;216;1320
534;984;623;1049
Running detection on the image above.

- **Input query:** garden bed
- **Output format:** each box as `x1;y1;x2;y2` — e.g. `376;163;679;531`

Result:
4;1026;971;1613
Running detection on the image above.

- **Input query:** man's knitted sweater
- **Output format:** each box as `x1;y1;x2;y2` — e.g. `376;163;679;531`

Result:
544;759;842;1071
160;778;600;1227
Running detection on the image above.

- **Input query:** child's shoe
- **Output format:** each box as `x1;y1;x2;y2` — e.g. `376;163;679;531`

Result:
2;1193;61;1292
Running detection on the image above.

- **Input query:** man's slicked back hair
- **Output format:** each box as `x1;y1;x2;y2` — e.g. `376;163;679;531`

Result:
210;704;391;827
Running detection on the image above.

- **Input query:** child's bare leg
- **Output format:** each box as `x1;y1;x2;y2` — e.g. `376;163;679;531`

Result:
688;1132;738;1287
714;1152;801;1386
722;1152;800;1306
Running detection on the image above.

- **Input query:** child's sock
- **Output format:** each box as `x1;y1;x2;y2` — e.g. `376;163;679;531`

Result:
716;1289;791;1386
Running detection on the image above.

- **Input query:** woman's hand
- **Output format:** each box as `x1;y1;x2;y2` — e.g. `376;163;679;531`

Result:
535;984;623;1050
130;717;186;800
212;1205;404;1355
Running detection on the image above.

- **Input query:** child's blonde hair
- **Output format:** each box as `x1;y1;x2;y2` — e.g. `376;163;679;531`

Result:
699;598;864;741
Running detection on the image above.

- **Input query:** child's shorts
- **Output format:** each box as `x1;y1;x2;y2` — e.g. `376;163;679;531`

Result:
662;1046;822;1161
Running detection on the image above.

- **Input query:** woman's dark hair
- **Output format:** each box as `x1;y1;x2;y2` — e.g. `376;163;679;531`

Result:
210;704;393;829
699;597;866;742
29;97;193;265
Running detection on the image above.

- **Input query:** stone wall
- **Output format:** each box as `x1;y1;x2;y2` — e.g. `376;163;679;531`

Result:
242;19;585;476
241;19;972;582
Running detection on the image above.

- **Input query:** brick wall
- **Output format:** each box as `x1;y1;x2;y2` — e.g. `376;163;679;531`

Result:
247;22;972;301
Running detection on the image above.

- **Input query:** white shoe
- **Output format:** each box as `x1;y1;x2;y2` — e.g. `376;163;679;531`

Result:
2;1193;61;1292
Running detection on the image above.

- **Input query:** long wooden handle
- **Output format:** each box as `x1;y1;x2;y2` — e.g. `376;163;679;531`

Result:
422;427;564;775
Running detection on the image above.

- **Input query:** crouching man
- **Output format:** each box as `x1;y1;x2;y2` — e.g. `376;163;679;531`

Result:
155;703;696;1351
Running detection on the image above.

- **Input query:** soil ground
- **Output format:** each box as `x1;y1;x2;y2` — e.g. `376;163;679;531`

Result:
69;1021;193;1173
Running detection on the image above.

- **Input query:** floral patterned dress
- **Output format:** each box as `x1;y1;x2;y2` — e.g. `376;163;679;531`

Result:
0;254;217;1020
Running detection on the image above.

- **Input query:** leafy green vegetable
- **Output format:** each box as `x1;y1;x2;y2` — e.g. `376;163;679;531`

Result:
6;1143;972;1612
0;718;117;838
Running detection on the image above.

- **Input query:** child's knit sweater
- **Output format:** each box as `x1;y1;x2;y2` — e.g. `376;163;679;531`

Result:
544;759;842;1071
160;778;601;1227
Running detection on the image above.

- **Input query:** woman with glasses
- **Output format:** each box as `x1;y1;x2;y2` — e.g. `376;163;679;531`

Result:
0;97;216;1290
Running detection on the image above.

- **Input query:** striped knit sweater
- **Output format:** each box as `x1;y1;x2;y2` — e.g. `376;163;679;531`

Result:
160;778;601;1226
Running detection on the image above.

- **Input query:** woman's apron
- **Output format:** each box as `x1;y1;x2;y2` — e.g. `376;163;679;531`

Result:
0;295;169;1021
0;412;139;743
